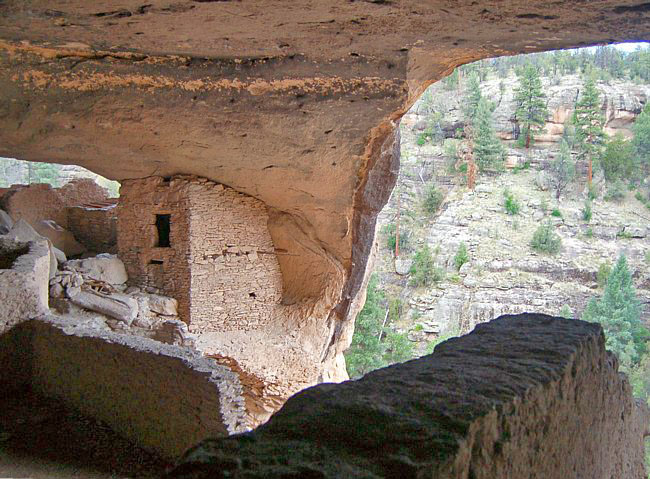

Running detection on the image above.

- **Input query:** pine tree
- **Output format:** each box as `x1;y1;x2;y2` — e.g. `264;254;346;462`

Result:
548;139;576;200
344;275;386;378
573;76;605;185
582;255;647;371
472;97;504;171
601;133;637;182
632;102;650;172
463;73;483;125
514;65;549;148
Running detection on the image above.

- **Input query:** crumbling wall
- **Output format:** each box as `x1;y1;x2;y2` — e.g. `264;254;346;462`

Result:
67;203;117;253
2;315;248;460
169;314;650;479
0;238;50;335
0;183;67;228
57;178;109;206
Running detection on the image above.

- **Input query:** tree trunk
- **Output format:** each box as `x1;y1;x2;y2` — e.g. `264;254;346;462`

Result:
395;192;400;258
525;130;531;149
588;158;593;187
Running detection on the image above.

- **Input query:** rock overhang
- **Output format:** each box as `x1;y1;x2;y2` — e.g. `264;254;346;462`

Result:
1;0;650;351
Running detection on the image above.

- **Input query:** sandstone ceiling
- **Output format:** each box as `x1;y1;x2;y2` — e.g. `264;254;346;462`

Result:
1;1;650;329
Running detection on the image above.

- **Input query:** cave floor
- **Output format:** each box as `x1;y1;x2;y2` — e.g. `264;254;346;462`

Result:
0;388;170;478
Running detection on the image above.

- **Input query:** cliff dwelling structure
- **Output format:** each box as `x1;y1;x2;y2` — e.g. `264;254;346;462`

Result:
1;1;650;477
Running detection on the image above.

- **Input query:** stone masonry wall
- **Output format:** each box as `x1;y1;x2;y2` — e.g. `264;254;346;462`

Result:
19;315;247;460
0;238;50;335
117;176;283;334
187;180;283;333
67;203;117;253
169;314;650;479
118;176;193;322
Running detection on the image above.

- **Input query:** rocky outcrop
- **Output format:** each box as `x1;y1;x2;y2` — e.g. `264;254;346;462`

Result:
168;314;649;478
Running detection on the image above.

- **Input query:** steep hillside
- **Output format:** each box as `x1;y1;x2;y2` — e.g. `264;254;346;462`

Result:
373;72;650;356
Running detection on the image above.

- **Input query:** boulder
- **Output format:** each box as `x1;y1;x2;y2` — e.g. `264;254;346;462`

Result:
0;209;13;234
394;256;412;276
147;294;178;316
33;220;86;257
534;170;551;191
67;289;138;325
65;253;127;285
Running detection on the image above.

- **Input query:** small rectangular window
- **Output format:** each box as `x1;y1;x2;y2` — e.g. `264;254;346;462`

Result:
155;214;171;248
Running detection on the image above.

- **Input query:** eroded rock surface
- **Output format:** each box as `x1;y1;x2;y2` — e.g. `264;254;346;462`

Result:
169;314;649;478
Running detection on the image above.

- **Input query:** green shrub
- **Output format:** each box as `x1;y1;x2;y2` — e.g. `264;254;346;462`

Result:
559;305;573;318
453;242;469;271
597;262;611;288
425;327;460;355
636;191;646;203
530;222;562;254
413;323;424;332
617;229;633;239
645;250;650;265
581;201;592;222
503;188;520;215
585;227;594;238
409;245;445;287
551;208;562;218
423;185;444;215
604;179;626;202
587;183;599;200
416;134;427;146
540;197;549;213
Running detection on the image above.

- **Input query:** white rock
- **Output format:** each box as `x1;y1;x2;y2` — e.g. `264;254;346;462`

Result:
65;254;127;285
69;290;138;325
0;209;13;235
147;294;178;316
34;220;86;257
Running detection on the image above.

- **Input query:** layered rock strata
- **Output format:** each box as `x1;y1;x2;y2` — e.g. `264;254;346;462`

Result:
169;314;649;478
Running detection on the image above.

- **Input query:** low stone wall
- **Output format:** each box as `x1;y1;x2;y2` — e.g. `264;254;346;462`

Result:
67;203;117;253
0;238;50;335
169;314;649;478
0;316;248;460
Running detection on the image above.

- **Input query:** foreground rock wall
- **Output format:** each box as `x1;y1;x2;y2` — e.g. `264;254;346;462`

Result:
0;315;247;460
0;238;50;335
169;314;649;478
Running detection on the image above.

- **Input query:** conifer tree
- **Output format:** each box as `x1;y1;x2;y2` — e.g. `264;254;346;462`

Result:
572;76;605;185
463;73;483;125
548;139;576;200
514;65;549;148
582;255;647;370
633;102;650;172
472;97;504;171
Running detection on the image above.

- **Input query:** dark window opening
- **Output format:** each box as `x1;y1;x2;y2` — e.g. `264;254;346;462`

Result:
155;214;171;248
149;259;164;265
249;292;257;298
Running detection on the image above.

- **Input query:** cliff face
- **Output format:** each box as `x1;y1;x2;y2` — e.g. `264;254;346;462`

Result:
377;74;650;348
